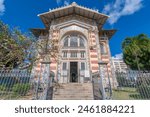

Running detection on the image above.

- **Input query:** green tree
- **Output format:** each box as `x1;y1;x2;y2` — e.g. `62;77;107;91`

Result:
0;21;33;68
122;34;150;71
0;20;59;69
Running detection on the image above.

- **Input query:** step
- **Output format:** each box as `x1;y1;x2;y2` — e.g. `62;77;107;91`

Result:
52;83;94;100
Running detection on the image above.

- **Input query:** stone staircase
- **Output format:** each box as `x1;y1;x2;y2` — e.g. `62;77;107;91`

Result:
52;83;94;100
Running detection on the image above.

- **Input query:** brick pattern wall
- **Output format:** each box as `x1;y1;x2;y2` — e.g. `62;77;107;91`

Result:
50;30;59;79
33;30;59;80
89;32;99;73
99;40;114;86
33;29;115;86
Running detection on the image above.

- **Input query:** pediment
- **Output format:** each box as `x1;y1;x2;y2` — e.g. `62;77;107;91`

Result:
38;2;108;30
52;19;96;31
59;24;89;40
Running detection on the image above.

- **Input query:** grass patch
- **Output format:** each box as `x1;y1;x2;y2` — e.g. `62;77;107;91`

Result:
0;83;31;100
112;87;141;100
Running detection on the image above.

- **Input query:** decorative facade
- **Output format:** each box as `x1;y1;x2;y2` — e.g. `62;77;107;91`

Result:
31;2;116;86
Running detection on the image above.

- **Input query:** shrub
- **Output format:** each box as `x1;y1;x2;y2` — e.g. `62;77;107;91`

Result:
0;85;6;91
137;84;150;99
12;83;30;96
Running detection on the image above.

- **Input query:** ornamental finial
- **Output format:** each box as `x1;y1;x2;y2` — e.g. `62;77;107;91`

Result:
71;2;77;6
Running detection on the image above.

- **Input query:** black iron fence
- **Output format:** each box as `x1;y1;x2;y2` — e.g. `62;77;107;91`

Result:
0;68;55;100
1;68;150;100
92;71;112;100
114;70;150;100
0;69;32;100
92;70;150;100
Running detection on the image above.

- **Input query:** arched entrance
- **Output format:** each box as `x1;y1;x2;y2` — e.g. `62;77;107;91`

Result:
60;32;89;83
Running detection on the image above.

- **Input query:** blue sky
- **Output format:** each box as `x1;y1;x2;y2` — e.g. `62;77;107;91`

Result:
0;0;150;57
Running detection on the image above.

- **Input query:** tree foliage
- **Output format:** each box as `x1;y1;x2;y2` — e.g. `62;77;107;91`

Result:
0;20;33;68
122;34;150;71
0;20;59;69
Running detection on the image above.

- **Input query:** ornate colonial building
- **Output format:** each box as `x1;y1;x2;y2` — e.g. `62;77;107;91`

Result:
31;2;116;91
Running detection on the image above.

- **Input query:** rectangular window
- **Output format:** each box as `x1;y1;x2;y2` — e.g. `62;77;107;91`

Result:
62;62;67;70
100;43;107;55
71;52;77;58
63;52;67;58
81;62;85;70
81;51;85;58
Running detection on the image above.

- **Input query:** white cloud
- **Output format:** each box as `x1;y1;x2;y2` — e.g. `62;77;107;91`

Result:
0;0;5;15
56;0;70;6
64;0;70;6
56;0;62;5
112;53;123;59
103;0;143;25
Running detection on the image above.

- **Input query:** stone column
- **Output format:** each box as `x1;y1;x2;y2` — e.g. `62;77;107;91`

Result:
98;61;106;100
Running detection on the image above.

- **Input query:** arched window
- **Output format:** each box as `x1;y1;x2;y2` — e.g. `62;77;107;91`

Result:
80;38;85;47
100;43;106;54
70;36;78;47
64;37;69;47
63;34;86;47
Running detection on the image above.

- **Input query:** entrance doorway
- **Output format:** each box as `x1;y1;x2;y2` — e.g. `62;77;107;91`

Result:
70;62;78;82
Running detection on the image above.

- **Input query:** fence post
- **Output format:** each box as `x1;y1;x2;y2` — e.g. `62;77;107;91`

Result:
98;61;106;100
106;64;112;99
36;64;42;99
41;61;51;100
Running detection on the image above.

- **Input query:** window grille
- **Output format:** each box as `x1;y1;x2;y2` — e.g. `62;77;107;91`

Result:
81;62;85;70
62;62;67;70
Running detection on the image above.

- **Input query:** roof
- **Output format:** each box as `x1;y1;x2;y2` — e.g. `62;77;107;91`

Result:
30;28;49;37
38;2;109;30
99;29;117;39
